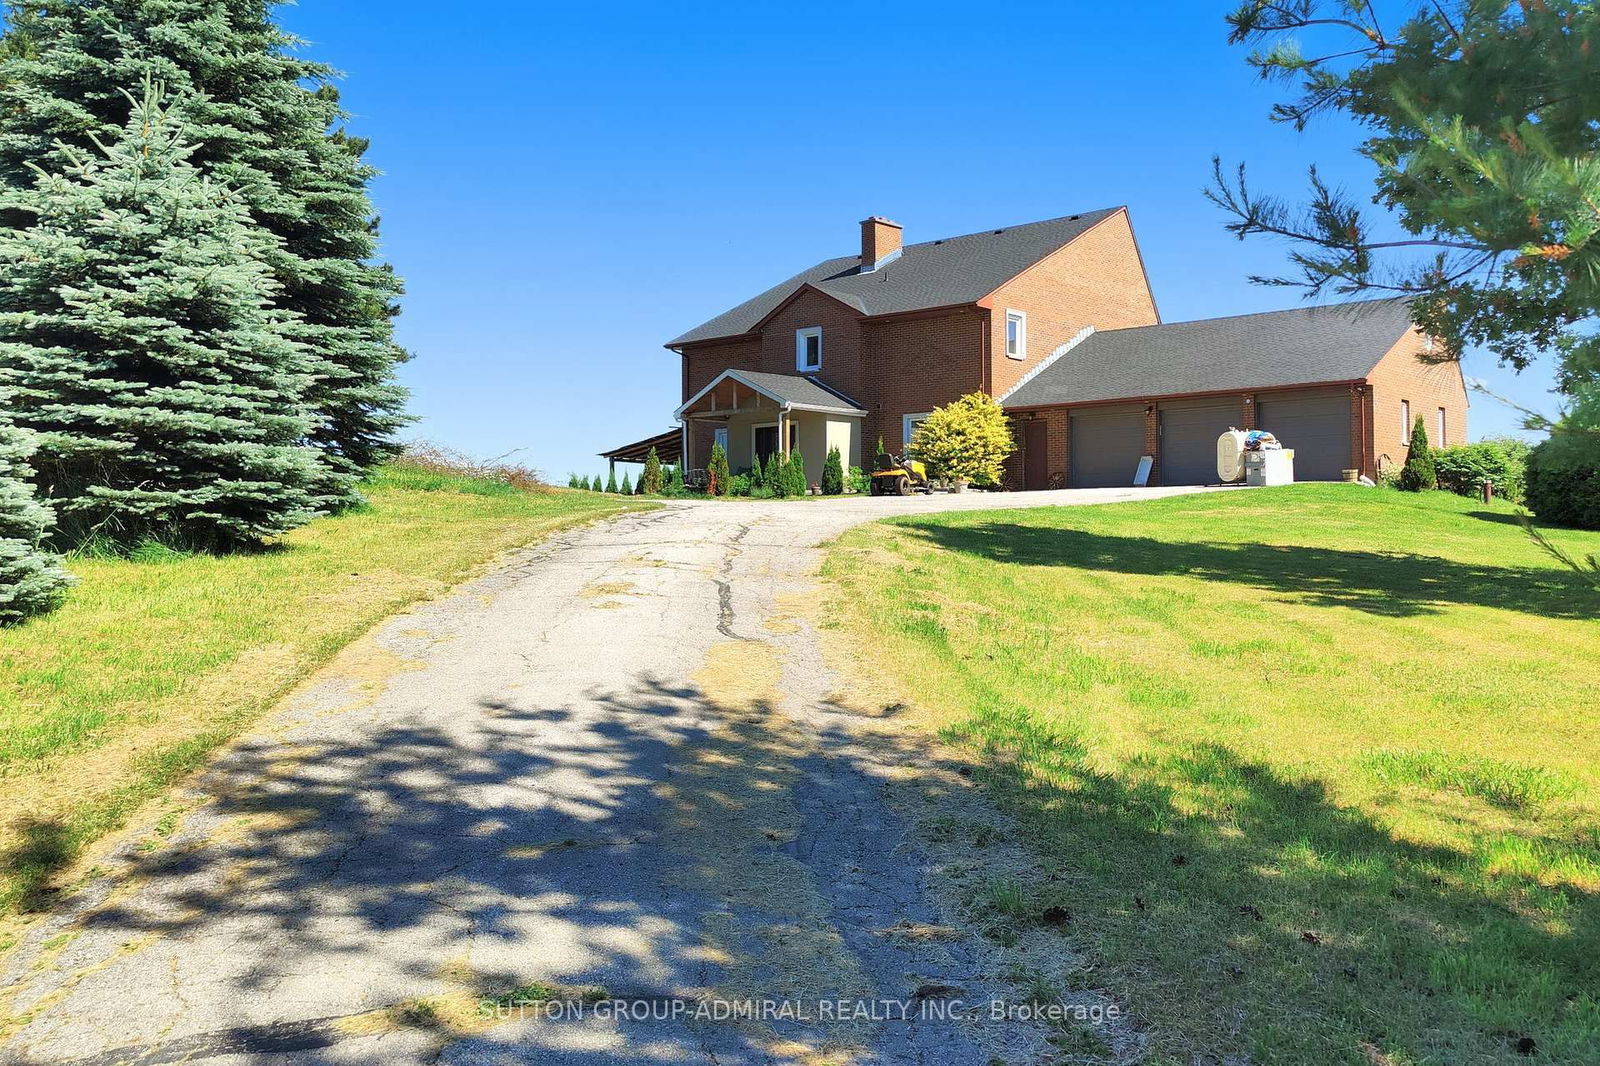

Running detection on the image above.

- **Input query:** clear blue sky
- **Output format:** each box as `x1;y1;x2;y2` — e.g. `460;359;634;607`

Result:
279;1;1553;477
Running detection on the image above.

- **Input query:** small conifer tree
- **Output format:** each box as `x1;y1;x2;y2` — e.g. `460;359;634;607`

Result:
666;464;683;493
787;450;809;496
708;442;730;496
567;473;579;489
1398;416;1437;492
605;469;619;494
0;84;326;550
620;470;632;495
0;423;71;624
641;447;663;494
821;446;844;495
751;453;768;490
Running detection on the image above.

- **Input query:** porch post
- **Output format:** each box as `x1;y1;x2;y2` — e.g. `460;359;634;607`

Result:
778;411;788;455
681;419;692;472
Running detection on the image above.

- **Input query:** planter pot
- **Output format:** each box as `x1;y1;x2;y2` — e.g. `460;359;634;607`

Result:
950;480;969;493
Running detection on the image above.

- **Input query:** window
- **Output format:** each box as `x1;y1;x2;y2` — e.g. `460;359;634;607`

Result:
1437;407;1447;445
903;412;932;449
796;326;823;371
1005;310;1027;360
1400;400;1411;442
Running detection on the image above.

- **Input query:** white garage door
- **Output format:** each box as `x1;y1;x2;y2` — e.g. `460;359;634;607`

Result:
1159;399;1245;486
1256;389;1352;481
1070;406;1146;488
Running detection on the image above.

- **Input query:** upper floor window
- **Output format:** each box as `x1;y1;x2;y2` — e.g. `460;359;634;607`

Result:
795;326;823;372
1437;407;1447;445
1005;310;1027;360
1400;399;1411;442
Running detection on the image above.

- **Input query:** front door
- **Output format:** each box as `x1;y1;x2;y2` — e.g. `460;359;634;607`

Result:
1024;419;1049;490
754;425;780;467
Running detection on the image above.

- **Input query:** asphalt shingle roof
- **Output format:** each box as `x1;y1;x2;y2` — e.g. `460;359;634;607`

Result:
668;208;1124;346
1003;298;1415;408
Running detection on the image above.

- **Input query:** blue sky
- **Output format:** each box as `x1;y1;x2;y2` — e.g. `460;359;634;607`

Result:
279;1;1553;478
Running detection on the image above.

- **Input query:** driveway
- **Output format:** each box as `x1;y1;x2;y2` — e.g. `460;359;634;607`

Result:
0;487;1213;1066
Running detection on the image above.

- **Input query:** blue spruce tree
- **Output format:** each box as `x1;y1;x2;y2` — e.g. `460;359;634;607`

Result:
0;84;325;549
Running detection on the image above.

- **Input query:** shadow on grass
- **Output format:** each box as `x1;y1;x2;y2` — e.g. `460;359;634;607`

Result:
943;698;1599;1064
897;522;1600;618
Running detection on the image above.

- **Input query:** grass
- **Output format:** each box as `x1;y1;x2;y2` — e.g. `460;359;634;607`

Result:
824;485;1600;1066
0;464;643;919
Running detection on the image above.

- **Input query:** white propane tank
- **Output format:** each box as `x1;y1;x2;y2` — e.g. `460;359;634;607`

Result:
1217;429;1247;483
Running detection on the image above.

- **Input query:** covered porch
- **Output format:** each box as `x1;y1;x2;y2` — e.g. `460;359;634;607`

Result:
676;370;865;485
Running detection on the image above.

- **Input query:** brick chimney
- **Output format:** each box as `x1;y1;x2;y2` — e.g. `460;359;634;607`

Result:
860;216;903;272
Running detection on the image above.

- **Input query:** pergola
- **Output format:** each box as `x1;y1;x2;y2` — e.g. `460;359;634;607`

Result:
598;427;682;477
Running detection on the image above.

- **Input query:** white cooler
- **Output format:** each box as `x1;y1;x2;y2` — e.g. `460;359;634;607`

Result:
1245;449;1295;487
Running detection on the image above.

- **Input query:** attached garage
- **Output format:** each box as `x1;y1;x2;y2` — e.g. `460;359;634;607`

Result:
1070;405;1145;488
1158;398;1243;485
1255;388;1352;482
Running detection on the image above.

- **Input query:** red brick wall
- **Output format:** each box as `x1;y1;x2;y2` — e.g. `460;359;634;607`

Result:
683;338;761;401
987;209;1160;398
861;308;986;458
1365;329;1470;477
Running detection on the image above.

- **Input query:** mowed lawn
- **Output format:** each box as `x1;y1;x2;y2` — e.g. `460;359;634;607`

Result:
0;467;642;921
825;486;1600;1066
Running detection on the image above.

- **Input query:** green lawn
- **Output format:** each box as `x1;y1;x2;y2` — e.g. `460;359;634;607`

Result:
0;466;643;920
825;486;1600;1066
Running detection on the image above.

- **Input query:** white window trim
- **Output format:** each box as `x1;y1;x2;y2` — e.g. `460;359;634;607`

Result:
1437;406;1447;445
902;412;933;449
1004;309;1027;360
796;326;823;372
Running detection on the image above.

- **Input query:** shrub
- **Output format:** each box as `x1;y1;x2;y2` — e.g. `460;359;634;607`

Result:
848;466;870;494
641;447;663;495
605;470;619;494
728;473;751;497
666;465;684;495
566;473;579;489
708;442;730;497
619;471;632;495
1397;416;1436;492
749;453;766;490
1433;439;1528;502
787;450;809;496
1525;429;1600;530
821;447;844;495
909;393;1015;485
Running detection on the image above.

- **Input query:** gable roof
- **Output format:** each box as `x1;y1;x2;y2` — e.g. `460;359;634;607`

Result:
674;369;867;419
1003;298;1415;408
668;208;1125;347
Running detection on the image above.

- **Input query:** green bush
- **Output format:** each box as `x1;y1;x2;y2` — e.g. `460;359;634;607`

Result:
821;447;844;495
708;442;730;497
751;454;769;490
1525;430;1600;530
787;450;809;496
566;473;579;489
640;447;663;495
619;471;632;495
1397;417;1436;492
1433;439;1529;502
728;473;751;497
605;470;619;494
848;466;870;494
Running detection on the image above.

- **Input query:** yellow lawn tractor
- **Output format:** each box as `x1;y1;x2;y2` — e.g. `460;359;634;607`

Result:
870;453;934;496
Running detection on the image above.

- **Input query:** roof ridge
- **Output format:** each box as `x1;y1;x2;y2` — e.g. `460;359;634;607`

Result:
1097;296;1410;334
900;206;1123;251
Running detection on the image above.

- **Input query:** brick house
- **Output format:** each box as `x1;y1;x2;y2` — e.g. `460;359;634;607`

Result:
632;209;1466;488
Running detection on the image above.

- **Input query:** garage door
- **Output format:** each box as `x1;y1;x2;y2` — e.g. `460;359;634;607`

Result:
1159;399;1243;486
1256;389;1352;481
1070;406;1145;488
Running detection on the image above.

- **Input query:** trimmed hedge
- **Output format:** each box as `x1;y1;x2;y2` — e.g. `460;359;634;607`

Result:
1526;432;1600;530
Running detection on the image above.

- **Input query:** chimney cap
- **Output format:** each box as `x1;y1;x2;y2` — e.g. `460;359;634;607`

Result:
861;216;903;229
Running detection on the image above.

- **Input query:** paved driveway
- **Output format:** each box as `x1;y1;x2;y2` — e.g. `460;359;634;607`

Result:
0;487;1213;1066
